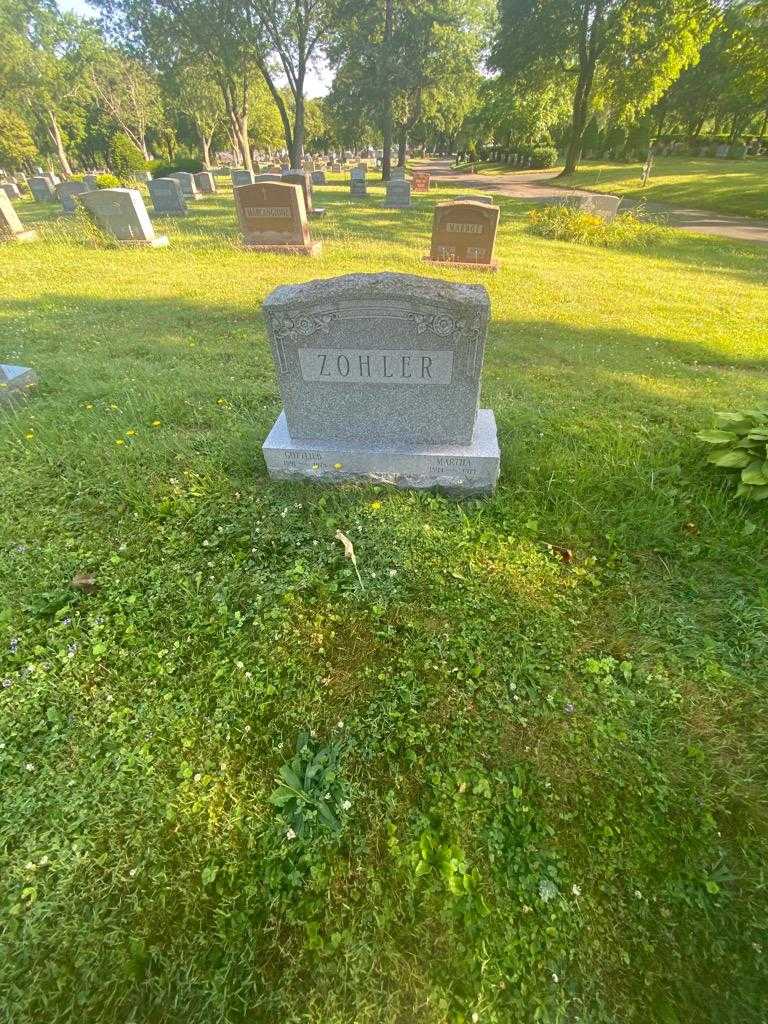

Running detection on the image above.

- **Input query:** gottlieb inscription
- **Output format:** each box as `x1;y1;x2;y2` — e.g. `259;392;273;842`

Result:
298;348;453;385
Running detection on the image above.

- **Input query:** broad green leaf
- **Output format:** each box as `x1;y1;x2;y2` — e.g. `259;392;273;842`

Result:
708;449;751;468
741;462;768;486
704;880;720;895
695;430;737;445
278;764;303;790
748;485;768;501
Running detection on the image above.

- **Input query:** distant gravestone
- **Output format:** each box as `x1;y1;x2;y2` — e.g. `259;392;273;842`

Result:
261;272;500;494
282;170;324;217
455;194;495;205
427;200;500;270
0;363;39;403
331;163;342;173
411;170;431;193
29;176;56;202
83;174;98;190
383;178;411;209
311;170;326;185
350;168;367;198
57;180;90;214
573;193;622;221
149;177;187;215
231;169;256;189
0;182;21;199
390;167;406;180
0;190;37;242
254;173;283;184
194;171;216;194
170;171;200;199
79;188;168;246
234;180;320;256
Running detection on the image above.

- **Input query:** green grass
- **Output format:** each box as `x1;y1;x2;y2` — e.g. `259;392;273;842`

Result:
2;175;768;1024
557;157;768;220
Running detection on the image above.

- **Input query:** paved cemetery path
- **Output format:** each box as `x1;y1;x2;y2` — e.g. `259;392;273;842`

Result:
419;159;768;246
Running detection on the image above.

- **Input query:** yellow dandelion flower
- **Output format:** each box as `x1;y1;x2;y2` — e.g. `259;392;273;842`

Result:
85;403;94;410
126;430;136;437
109;404;119;410
151;420;162;427
370;501;382;509
334;463;343;470
25;432;34;439
115;438;125;446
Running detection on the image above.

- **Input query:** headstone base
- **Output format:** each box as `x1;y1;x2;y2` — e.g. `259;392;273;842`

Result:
243;241;322;256
120;235;169;247
263;408;500;495
1;364;39;403
7;229;38;243
423;255;499;273
310;208;326;218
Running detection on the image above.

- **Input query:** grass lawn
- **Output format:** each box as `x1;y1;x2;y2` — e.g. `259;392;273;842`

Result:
555;157;768;220
1;175;768;1023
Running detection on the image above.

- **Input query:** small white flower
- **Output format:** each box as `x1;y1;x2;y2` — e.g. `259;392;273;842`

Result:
634;889;643;899
342;799;352;811
472;1014;479;1023
244;672;252;681
129;868;137;877
39;855;49;866
25;861;35;871
336;720;344;729
194;772;202;782
552;973;559;984
235;660;244;670
389;568;397;577
25;763;34;772
571;884;582;897
286;828;297;840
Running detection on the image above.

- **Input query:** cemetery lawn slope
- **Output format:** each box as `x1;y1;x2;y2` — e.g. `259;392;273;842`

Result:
556;157;768;219
1;179;767;1024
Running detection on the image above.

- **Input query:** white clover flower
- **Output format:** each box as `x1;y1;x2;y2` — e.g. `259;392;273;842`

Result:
552;973;559;984
342;799;352;811
286;828;297;840
194;772;202;783
129;868;137;877
25;763;34;772
389;568;397;577
336;720;344;729
572;884;582;897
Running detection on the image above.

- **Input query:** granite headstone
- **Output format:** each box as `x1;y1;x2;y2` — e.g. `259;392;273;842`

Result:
29;176;56;202
234;180;320;255
79;188;168;246
0;191;37;242
261;272;500;494
428;200;500;270
149;177;187;215
57;180;90;214
383;178;411;209
231;169;256;189
194;171;216;194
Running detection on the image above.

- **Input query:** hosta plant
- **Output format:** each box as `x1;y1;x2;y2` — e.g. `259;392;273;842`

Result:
697;409;768;501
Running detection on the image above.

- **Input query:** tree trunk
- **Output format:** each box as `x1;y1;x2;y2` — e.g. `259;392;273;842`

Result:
291;75;305;168
47;110;72;175
397;126;407;166
201;133;211;168
558;3;600;177
140;136;150;161
381;0;394;181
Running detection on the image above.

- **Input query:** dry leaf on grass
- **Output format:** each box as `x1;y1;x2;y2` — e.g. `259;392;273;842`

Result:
335;530;363;588
71;574;98;594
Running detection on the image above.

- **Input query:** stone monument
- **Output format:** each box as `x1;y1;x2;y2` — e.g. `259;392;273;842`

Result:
29;176;56;202
169;171;200;199
1;363;39;403
412;170;431;193
282;170;324;217
350;168;367;198
571;194;622;221
80;188;168;246
149;177;187;215
261;273;500;494
1;182;21;199
0;191;37;242
383;178;411;209
57;180;90;214
234;180;321;255
427;200;500;271
194;171;216;194
231;169;256;189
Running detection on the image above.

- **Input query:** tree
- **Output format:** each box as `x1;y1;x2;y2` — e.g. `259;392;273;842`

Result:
328;0;493;177
0;109;37;168
0;0;99;173
492;0;719;175
171;66;224;166
88;51;161;159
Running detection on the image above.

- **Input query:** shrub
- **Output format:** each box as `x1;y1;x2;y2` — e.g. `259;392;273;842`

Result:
528;203;671;248
108;132;146;182
150;157;203;179
0;109;37;168
697;410;768;501
530;145;558;169
728;141;747;159
94;173;120;189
